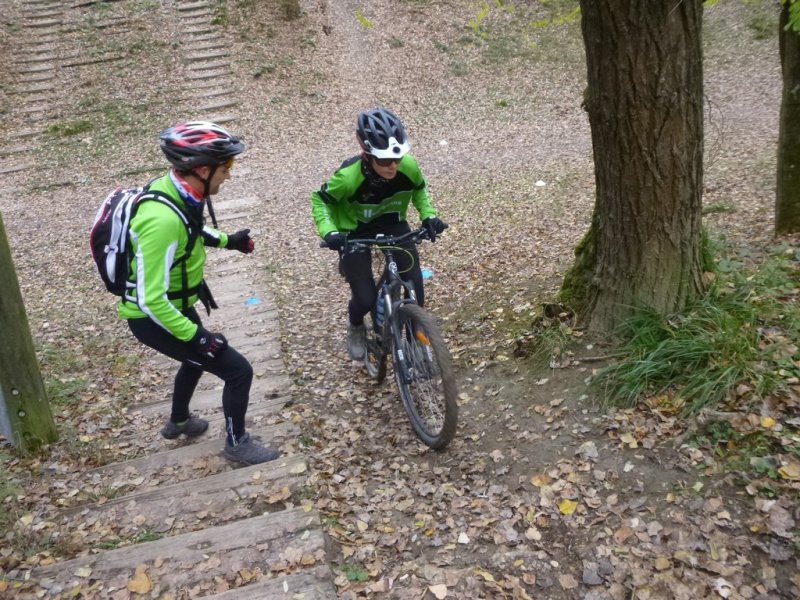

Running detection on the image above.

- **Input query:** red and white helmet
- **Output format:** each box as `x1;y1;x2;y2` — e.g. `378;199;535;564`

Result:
159;121;245;170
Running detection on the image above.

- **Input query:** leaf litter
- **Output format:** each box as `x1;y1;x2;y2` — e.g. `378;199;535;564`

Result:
1;0;799;599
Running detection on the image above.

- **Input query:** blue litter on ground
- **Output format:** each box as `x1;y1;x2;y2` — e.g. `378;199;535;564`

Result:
422;268;434;279
246;297;262;305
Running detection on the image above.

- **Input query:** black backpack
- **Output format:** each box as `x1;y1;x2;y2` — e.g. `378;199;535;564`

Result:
90;185;197;300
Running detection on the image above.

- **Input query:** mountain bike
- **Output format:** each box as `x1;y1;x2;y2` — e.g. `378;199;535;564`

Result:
323;228;458;449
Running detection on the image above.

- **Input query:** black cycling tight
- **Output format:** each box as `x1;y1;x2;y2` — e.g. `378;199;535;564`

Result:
127;307;252;443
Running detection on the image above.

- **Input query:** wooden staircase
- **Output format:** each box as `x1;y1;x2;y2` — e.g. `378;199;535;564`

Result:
29;248;336;597
2;0;337;593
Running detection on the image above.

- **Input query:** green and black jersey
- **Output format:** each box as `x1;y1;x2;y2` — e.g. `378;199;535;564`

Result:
118;172;233;341
311;154;437;238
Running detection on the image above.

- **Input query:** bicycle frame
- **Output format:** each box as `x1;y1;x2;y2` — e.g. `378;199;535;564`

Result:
376;245;417;328
338;228;431;362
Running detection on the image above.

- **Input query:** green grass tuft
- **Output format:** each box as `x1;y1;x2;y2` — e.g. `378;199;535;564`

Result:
46;120;93;137
592;243;800;414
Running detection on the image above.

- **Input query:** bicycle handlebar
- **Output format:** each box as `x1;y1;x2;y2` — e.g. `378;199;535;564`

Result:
319;225;448;250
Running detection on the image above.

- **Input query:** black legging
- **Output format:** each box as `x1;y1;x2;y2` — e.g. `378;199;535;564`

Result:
341;245;424;326
127;307;252;442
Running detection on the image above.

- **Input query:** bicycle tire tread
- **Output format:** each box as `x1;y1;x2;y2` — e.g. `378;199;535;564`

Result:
393;304;458;449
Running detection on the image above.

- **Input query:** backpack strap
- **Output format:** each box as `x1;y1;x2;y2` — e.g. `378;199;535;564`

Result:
129;188;200;312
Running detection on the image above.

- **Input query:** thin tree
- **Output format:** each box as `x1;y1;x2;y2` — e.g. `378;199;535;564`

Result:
0;210;58;451
776;0;800;234
560;0;706;332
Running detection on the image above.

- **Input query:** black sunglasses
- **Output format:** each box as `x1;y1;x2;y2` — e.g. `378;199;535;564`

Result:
373;156;402;167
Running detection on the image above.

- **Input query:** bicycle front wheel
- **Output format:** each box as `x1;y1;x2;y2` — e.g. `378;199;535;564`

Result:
392;304;458;450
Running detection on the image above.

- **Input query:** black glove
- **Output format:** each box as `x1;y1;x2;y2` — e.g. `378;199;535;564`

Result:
323;231;346;251
192;327;228;359
422;217;447;242
227;229;254;254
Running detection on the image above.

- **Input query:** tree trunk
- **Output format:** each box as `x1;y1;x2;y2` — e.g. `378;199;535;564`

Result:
561;0;705;332
0;211;58;450
776;2;800;235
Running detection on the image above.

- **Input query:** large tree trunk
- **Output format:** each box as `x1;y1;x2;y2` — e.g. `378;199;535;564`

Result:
776;1;800;235
561;0;705;332
0;211;58;450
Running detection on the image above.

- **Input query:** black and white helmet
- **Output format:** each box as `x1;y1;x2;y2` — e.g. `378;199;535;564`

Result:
356;107;411;160
159;121;245;170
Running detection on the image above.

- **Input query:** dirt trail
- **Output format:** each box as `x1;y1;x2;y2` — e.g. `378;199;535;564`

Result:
230;2;794;599
1;0;796;598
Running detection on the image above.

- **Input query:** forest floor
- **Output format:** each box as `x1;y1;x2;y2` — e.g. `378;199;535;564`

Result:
1;0;799;598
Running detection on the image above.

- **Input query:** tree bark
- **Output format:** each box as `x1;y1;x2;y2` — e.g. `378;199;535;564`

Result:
0;210;58;450
561;0;705;332
776;1;800;234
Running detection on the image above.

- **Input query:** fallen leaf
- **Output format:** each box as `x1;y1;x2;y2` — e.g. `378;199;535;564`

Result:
288;462;307;474
525;526;542;541
429;583;448;599
238;568;257;583
530;473;552;487
614;527;634;544
559;499;578;516
768;505;795;538
267;486;291;503
127;565;152;594
778;460;800;480
74;566;92;578
713;577;733;598
559;574;579;589
654;556;671;571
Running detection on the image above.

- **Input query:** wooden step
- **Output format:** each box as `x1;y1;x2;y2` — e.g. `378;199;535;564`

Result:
176;1;212;12
111;395;292;446
79;422;297;484
56;455;308;537
186;68;229;81
129;378;289;418
33;507;333;597
205;566;338;599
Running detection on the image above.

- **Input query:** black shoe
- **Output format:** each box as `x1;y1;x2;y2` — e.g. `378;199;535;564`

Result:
224;432;280;465
347;323;366;360
160;415;209;439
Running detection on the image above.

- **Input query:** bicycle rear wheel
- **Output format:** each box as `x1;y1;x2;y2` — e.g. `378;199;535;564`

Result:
363;311;387;382
392;304;458;449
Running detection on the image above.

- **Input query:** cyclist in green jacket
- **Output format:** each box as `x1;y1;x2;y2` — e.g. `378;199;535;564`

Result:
122;121;279;465
311;107;447;360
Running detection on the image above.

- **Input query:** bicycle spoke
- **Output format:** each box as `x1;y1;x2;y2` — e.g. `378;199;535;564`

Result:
393;304;458;449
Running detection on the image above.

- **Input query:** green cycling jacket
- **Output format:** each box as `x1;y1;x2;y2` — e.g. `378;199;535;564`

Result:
311;154;437;238
118;172;231;341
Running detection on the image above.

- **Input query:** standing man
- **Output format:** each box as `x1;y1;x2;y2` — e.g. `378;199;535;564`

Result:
311;107;447;360
120;121;279;465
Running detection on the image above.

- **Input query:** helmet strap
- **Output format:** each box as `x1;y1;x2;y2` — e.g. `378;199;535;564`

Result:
188;165;219;228
203;165;219;228
361;154;390;184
